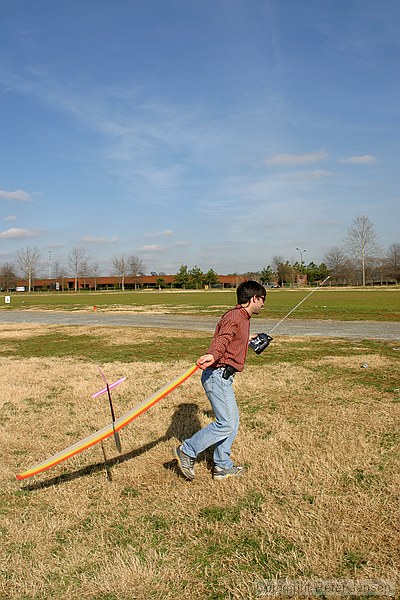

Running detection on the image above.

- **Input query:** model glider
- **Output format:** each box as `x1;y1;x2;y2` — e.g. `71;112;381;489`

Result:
16;364;199;480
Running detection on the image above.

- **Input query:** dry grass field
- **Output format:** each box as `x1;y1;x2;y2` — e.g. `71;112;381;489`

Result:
1;324;399;599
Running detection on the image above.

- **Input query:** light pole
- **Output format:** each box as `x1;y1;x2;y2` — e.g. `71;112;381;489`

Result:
48;251;52;281
296;248;306;267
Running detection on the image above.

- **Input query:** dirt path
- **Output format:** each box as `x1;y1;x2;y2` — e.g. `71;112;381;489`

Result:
0;310;399;341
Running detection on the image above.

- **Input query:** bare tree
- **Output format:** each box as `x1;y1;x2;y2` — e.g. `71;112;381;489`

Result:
16;246;41;292
0;262;18;291
80;259;91;289
68;247;88;292
324;246;353;285
89;261;100;291
52;259;63;280
344;216;380;286
271;255;284;286
52;259;67;290
111;255;128;290
385;243;400;283
128;255;146;289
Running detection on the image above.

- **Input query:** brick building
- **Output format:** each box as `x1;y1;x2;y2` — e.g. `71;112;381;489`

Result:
16;274;247;292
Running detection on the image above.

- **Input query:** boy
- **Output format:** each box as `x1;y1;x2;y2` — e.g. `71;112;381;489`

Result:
174;280;266;480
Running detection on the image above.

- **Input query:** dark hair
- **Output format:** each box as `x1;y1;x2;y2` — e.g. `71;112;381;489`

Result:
236;280;266;304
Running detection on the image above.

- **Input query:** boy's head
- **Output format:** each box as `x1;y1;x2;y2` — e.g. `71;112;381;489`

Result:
236;280;266;305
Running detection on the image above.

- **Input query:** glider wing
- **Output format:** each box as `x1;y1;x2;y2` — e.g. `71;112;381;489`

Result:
16;364;199;480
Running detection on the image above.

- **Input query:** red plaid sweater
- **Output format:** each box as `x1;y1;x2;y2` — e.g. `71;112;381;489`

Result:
207;304;250;372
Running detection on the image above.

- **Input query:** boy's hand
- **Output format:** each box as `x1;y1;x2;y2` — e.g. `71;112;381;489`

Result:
249;333;273;354
196;354;215;370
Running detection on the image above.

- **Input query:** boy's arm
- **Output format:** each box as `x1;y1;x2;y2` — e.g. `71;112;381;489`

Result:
207;320;238;363
197;311;240;370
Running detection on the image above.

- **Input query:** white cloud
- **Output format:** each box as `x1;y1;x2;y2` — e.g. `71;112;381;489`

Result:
264;150;328;166
0;227;42;239
0;189;32;201
81;235;119;243
3;215;16;221
340;155;377;164
143;229;174;238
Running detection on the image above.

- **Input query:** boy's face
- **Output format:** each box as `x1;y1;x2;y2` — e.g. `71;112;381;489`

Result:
248;294;265;315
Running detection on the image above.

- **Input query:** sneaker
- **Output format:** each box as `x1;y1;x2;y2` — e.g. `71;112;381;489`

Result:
213;465;245;480
173;445;195;481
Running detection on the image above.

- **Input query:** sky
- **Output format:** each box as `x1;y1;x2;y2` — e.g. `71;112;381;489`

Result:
0;0;399;276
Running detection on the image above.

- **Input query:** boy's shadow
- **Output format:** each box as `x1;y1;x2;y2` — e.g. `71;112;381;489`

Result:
165;402;202;441
163;403;214;476
22;403;213;490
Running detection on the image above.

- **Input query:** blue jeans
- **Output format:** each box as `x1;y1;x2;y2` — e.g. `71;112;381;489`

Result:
181;367;239;469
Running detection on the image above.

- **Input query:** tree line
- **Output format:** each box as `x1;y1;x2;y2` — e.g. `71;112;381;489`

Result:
0;216;399;291
257;217;399;287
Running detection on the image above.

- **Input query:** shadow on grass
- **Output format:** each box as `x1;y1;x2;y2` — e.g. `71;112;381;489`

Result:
21;402;203;491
